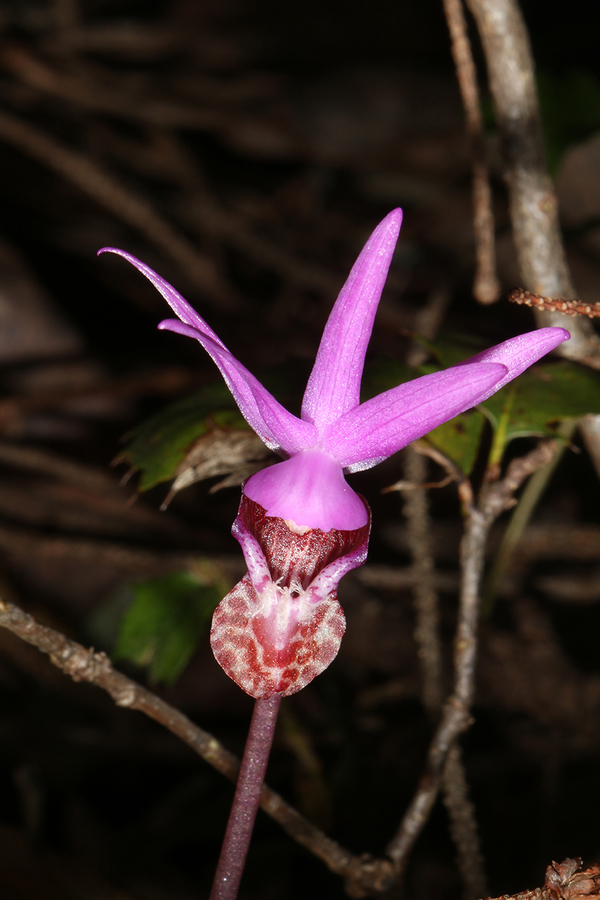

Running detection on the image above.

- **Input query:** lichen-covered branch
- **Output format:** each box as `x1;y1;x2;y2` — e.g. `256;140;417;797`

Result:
0;598;392;897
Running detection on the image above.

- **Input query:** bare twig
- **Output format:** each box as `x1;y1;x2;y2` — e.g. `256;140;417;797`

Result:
442;745;488;900
413;441;475;509
463;0;600;366
403;446;487;898
442;0;500;304
0;46;229;129
0;598;393;898
386;440;556;874
0;366;198;435
464;0;600;486
482;420;575;612
402;447;444;715
0;107;236;309
509;288;600;318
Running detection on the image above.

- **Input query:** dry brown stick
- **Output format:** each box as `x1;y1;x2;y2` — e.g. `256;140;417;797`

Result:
0;107;236;309
402;447;444;715
463;0;600;366
463;0;600;483
385;439;556;874
0;598;393;898
509;289;600;318
442;745;488;900
403;446;487;899
0;46;223;129
441;0;500;304
0;366;198;435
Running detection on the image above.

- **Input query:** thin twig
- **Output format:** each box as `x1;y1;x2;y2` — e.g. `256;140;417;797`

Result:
441;0;500;304
463;0;600;366
509;288;600;318
402;447;444;715
386;440;556;874
442;745;488;900
481;420;575;613
0;598;393;898
464;0;600;493
0;107;236;309
403;446;487;898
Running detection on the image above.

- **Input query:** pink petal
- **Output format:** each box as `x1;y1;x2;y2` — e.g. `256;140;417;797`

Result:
99;248;316;455
324;362;507;471
452;327;570;400
98;248;226;345
301;209;403;429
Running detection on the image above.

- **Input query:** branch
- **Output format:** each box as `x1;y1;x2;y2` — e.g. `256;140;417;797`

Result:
403;446;487;898
0;598;392;897
0;107;237;310
463;0;600;367
386;440;556;873
402;447;444;714
442;0;500;304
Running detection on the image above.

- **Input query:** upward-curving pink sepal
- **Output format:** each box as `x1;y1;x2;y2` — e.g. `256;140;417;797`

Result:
301;208;403;430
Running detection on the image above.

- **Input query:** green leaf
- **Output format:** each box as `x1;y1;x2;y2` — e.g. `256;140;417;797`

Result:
537;69;600;174
116;383;246;491
362;357;420;401
117;365;307;492
424;411;487;475
482;360;600;442
364;343;600;474
114;569;226;685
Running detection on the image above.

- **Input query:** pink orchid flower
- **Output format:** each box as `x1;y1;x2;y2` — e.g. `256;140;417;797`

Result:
100;210;569;698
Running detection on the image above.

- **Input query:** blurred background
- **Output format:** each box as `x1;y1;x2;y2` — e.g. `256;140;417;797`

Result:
1;1;600;898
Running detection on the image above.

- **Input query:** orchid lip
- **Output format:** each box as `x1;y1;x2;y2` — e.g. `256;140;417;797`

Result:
210;493;371;697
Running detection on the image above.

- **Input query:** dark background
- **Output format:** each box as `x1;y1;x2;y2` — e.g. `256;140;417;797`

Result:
0;1;599;898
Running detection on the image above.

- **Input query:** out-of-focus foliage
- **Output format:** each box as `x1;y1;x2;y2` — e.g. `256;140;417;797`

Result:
538;70;600;174
366;337;600;473
114;570;227;684
116;384;242;491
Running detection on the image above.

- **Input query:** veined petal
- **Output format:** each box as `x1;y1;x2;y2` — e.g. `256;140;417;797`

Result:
324;362;507;471
301;209;403;429
98;248;226;345
99;248;316;455
159;319;317;454
452;327;570;401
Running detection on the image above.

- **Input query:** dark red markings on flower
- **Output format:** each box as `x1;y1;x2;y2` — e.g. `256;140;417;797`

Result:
209;496;370;698
240;496;370;589
210;574;346;697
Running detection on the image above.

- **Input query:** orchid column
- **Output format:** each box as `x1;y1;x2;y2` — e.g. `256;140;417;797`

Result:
100;209;569;900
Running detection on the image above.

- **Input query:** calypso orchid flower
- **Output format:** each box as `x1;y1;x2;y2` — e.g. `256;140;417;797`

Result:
100;209;569;699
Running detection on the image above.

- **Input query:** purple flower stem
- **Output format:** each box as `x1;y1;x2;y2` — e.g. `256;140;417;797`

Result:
209;693;282;900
